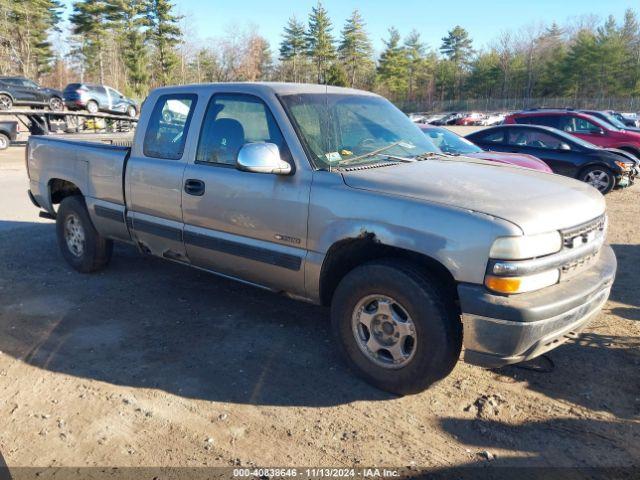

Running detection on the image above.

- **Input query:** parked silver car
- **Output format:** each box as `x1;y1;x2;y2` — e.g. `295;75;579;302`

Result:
26;83;616;394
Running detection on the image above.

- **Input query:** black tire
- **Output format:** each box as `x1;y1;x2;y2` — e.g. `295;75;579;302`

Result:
580;165;615;194
331;259;462;395
49;96;64;111
0;133;9;150
86;100;99;114
0;94;12;110
56;196;113;273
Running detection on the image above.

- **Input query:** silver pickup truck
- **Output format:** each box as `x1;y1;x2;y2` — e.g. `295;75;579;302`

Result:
26;83;617;394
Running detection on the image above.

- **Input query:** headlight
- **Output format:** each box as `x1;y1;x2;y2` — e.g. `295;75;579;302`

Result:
485;269;560;294
489;231;562;260
615;160;632;172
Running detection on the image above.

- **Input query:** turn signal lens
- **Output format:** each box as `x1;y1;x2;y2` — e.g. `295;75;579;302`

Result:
485;269;560;294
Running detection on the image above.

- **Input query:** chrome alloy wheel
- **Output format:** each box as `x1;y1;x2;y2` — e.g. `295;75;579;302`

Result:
64;213;85;257
351;295;417;369
585;169;611;192
0;95;12;110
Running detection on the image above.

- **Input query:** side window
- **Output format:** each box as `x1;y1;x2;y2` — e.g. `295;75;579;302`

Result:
508;129;566;149
574;117;602;134
143;94;197;160
476;130;504;144
196;94;287;166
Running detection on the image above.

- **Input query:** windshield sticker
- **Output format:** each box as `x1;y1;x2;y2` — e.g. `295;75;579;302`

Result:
325;151;342;163
398;141;416;149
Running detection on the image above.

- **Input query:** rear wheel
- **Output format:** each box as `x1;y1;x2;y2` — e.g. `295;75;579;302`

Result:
49;97;64;111
0;94;12;110
86;100;99;114
580;166;615;194
0;133;9;150
331;260;462;395
56;196;113;273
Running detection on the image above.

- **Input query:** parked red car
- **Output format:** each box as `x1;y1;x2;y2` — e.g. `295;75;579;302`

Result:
454;112;484;126
504;109;640;159
419;125;552;172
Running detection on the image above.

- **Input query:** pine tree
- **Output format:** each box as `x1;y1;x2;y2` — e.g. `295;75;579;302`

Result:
404;30;425;101
337;9;373;88
305;1;335;83
145;0;182;86
2;0;63;78
440;25;474;99
376;27;409;99
279;16;306;82
70;0;110;84
106;0;149;96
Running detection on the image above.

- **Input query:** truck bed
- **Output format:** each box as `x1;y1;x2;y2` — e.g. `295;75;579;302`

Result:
27;135;131;223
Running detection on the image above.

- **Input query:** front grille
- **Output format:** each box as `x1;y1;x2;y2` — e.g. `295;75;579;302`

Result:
561;214;606;249
559;214;606;277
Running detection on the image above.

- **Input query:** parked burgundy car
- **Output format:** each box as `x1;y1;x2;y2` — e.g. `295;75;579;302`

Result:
419;125;552;172
504;109;640;159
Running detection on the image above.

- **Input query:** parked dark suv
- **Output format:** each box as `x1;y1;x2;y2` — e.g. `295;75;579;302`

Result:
0;77;64;111
63;83;138;117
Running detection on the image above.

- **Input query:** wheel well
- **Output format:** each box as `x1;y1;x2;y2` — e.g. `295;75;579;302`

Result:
319;235;459;308
578;163;613;178
49;179;82;205
617;146;640;158
0;91;14;101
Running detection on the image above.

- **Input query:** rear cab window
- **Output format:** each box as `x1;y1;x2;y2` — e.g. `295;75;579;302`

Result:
143;94;197;160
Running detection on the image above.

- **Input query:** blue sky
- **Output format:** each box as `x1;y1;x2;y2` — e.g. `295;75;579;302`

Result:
61;0;638;54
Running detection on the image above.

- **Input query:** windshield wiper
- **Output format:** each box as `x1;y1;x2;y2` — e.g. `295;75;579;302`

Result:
336;141;414;166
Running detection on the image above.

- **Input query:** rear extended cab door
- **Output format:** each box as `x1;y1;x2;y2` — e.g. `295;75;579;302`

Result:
124;91;199;260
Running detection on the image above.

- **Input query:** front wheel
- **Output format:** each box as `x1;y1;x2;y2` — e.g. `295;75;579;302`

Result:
580;166;615;194
331;260;462;395
0;133;9;150
56;196;113;273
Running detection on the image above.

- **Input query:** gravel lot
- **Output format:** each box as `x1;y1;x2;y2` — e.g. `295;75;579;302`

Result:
0;143;638;472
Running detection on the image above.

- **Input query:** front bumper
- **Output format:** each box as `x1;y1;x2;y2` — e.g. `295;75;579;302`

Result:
458;244;617;367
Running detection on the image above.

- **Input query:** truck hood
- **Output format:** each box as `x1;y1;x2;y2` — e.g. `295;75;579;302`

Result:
340;158;606;235
464;151;552;172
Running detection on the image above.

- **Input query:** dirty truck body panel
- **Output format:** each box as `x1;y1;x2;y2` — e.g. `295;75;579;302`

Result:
27;82;616;374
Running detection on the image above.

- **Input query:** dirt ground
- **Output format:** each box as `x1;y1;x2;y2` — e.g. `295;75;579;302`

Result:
0;144;638;473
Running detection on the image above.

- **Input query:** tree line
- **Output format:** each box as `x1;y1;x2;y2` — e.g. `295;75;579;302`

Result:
1;0;640;110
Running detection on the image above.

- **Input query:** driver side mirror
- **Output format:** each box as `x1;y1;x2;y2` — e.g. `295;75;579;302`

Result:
237;142;291;175
559;142;571;151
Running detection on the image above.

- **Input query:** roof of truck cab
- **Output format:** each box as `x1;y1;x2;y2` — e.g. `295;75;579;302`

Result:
150;82;380;97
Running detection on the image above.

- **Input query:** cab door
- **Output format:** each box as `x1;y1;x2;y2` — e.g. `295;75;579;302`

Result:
125;93;198;261
181;92;310;296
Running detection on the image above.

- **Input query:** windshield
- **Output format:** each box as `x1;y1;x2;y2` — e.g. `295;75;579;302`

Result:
279;93;438;169
598;112;627;130
422;126;482;154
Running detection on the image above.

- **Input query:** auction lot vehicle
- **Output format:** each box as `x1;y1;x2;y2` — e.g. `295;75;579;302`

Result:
63;83;138;118
0;76;64;111
467;124;638;194
505;109;640;159
26;83;617;394
0;119;18;150
419;124;552;172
